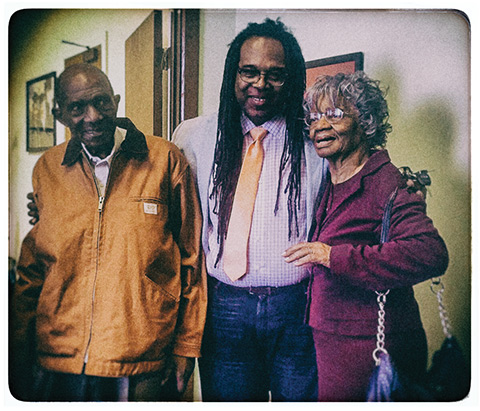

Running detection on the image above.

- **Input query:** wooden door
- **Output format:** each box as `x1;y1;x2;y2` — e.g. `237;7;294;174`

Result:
125;11;163;137
125;9;199;139
170;9;199;135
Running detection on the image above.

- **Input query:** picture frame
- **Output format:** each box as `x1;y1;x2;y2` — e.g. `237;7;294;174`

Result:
26;72;56;152
306;52;364;88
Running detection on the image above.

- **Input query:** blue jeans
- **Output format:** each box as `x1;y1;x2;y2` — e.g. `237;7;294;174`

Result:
199;277;318;402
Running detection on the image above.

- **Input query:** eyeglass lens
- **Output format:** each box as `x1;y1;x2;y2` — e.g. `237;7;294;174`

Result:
238;67;286;86
305;108;344;125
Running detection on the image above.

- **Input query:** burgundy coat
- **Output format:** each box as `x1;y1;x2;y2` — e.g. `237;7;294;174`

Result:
308;150;449;336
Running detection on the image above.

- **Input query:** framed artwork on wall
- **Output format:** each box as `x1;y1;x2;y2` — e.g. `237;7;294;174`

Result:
306;52;364;88
26;72;56;152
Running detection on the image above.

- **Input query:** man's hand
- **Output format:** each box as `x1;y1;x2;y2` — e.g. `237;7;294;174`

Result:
399;167;431;200
27;192;39;225
172;355;195;395
160;355;195;395
406;179;427;199
283;241;331;268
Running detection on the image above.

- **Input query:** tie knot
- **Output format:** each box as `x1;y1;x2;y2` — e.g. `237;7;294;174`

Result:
250;127;268;143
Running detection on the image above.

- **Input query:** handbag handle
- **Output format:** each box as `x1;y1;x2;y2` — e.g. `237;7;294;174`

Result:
380;188;398;243
430;278;453;339
373;290;390;365
372;188;453;365
372;188;398;365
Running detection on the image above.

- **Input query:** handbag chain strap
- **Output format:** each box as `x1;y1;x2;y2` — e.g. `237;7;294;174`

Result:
430;277;453;339
373;290;390;365
372;188;398;365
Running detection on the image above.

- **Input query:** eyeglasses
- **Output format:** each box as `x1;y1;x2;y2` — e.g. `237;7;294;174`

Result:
304;108;345;126
237;67;287;87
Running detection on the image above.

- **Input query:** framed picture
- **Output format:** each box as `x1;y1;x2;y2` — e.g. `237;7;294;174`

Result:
26;72;56;152
306;52;364;88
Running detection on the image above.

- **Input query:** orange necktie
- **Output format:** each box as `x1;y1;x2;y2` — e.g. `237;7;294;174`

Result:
223;127;268;281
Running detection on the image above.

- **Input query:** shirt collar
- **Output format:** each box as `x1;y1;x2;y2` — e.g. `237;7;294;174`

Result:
82;127;126;166
240;113;286;138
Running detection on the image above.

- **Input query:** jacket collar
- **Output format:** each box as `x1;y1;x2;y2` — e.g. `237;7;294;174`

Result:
330;149;391;193
318;150;392;228
358;149;391;178
62;117;149;166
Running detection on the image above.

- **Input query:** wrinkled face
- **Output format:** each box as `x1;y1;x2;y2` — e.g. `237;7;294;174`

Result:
56;70;120;156
235;36;287;126
308;97;364;161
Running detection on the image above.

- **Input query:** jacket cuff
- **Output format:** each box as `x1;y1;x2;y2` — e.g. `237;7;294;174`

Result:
328;244;350;276
172;341;202;358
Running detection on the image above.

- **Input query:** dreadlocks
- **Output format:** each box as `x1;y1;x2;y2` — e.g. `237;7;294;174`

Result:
211;18;306;265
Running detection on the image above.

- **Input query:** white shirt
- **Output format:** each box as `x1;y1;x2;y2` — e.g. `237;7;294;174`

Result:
206;114;308;287
82;127;126;196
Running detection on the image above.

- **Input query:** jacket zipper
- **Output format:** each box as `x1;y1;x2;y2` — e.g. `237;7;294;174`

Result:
98;196;105;212
82;151;118;368
83;194;104;366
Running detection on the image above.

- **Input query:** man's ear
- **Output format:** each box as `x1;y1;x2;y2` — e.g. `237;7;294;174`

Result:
114;94;121;107
52;107;67;126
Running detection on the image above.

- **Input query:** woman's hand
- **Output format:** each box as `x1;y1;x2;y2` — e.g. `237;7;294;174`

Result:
283;241;331;268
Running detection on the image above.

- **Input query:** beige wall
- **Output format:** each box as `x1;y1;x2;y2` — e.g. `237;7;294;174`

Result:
8;7;471;381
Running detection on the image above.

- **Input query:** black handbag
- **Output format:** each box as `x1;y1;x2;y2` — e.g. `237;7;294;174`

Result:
424;279;470;401
366;189;470;402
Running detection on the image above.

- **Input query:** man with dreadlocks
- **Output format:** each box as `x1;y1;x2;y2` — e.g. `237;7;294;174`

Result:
173;18;325;401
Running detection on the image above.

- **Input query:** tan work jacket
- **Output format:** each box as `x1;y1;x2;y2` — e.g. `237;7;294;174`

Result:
13;118;207;377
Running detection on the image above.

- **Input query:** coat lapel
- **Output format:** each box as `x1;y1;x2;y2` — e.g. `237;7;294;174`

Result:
315;150;392;231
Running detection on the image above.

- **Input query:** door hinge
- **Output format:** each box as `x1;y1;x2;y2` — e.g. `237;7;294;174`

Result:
155;47;171;71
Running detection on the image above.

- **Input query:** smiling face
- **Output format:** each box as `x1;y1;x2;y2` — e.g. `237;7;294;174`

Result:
235;36;287;125
55;68;120;158
309;96;366;162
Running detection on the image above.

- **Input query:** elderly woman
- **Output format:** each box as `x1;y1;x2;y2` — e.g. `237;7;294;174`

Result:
283;72;449;401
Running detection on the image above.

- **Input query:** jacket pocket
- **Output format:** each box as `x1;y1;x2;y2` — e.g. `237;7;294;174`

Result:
128;197;182;302
145;260;181;303
129;196;168;220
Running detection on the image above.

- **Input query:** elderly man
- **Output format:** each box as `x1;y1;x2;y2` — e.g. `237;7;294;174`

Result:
172;18;324;402
11;63;207;402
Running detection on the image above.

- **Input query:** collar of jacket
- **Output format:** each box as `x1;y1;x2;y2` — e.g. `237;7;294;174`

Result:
310;149;394;236
360;149;391;177
61;117;149;167
333;150;394;200
335;150;392;194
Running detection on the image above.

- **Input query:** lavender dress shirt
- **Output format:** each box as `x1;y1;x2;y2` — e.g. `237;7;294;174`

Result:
173;112;327;288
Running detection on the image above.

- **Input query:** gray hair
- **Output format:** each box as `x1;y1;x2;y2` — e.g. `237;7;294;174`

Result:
304;71;392;148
